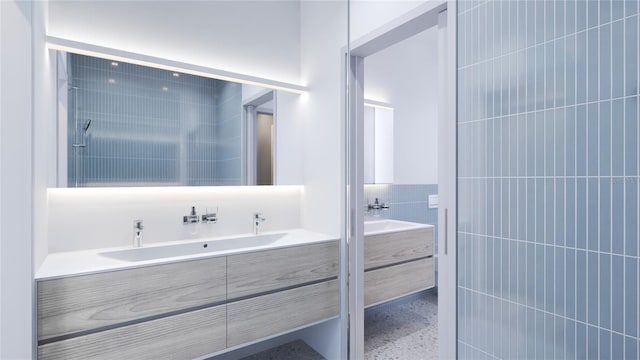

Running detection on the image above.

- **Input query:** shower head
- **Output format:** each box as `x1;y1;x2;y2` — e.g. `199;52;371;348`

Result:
83;119;91;132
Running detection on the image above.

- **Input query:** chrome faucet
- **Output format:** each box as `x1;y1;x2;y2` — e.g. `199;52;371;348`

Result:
133;220;144;248
183;206;199;224
253;213;266;235
367;198;390;211
201;207;218;224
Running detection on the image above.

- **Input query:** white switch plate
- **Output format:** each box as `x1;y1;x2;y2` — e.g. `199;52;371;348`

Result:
428;195;439;208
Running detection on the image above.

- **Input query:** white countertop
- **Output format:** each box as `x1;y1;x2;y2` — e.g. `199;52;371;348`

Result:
36;229;338;280
364;219;434;236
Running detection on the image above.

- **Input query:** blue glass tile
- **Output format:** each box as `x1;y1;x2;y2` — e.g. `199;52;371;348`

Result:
600;0;611;25
587;103;599;176
527;179;536;242
601;101;612;176
536;44;545;110
588;0;599;29
555;247;565;317
626;182;638;256
626;0;639;16
566;0;576;34
566;106;576;170
567;249;576;319
600;329;612;360
626;97;638;176
612;181;624;254
576;178;587;249
600;253;611;329
536;179;545;243
543;311;553;358
566;178;576;248
535;245;545;309
625;257;638;336
545;42;555;108
587;251;599;325
536;309;545;358
612;21;625;99
545;179;555;245
612;0;624;20
566;318;576;359
576;105;587;175
576;31;588;104
600;179;612;253
588;178;599;251
566;35;576;106
626;16;638;96
587;28;599;102
576;321;587;358
600;24;611;100
588;325;599;359
612;333;624;360
612;255;625;333
545;246;555;312
625;336;638;359
577;0;587;31
555;39;565;107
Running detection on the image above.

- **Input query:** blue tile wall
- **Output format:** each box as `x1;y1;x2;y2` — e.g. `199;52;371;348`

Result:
67;54;242;187
458;0;640;358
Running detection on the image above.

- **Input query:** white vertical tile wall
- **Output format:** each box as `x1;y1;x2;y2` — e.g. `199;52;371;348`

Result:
458;0;640;358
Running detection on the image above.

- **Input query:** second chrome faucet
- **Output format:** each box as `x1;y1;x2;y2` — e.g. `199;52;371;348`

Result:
253;213;266;234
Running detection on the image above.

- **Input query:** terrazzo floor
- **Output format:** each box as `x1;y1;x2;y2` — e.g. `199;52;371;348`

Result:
241;291;438;360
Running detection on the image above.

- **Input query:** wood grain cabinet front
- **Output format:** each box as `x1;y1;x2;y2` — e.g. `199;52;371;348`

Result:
227;240;339;299
227;279;340;347
37;256;227;341
364;227;433;269
364;257;434;307
38;305;226;360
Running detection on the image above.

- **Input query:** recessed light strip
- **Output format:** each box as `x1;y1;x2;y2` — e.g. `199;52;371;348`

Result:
46;36;307;95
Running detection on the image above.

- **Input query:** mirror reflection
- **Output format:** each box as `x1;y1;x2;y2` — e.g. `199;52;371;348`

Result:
60;53;281;187
363;102;394;184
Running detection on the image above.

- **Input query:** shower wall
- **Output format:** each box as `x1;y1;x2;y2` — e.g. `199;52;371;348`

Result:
67;54;242;187
458;0;639;359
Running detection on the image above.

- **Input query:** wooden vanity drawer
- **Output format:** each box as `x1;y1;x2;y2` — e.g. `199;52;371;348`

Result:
364;227;433;269
37;256;226;341
364;257;434;306
227;279;339;347
38;305;226;360
227;240;339;299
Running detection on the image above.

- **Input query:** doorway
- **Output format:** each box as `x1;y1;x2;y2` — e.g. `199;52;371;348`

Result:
347;2;457;359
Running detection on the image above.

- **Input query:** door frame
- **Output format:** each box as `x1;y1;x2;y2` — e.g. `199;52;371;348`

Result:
346;2;457;359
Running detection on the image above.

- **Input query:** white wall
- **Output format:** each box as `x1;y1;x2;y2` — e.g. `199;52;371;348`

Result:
1;1;34;358
364;27;438;184
298;2;348;359
48;0;301;84
33;0;57;272
48;186;302;253
350;0;427;41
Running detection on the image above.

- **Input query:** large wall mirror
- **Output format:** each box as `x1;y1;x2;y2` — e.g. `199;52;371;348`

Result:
57;52;300;187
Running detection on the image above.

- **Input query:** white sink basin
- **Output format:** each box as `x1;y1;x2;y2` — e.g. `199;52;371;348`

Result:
364;219;432;235
100;233;286;262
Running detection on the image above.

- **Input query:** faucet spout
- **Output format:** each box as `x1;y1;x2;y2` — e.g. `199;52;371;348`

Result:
133;220;144;248
253;213;266;235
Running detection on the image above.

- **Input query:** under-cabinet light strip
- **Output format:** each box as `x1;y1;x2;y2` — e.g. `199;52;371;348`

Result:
46;36;307;95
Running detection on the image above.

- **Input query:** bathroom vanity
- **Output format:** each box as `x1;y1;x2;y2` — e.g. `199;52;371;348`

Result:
363;220;434;307
35;230;339;360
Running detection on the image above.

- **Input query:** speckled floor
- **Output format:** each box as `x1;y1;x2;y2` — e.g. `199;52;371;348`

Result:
241;291;438;360
364;291;438;360
239;340;325;360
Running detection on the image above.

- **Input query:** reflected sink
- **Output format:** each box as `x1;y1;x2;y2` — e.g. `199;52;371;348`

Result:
100;233;286;262
364;219;430;235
